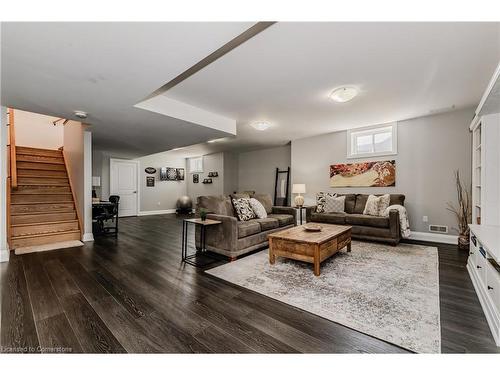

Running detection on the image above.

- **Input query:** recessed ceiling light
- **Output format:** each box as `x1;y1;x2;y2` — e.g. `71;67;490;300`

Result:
250;121;271;131
329;87;358;103
73;110;88;119
207;137;227;143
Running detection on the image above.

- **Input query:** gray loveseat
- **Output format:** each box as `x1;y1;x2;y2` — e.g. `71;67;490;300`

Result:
307;193;405;245
196;193;296;259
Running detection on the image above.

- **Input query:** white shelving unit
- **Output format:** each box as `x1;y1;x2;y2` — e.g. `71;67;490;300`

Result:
468;61;500;347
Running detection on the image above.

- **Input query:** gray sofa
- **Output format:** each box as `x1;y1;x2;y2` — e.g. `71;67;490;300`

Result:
196;193;296;259
307;193;405;245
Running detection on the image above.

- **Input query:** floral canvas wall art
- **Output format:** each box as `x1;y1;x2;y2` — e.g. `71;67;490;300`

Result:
330;160;396;187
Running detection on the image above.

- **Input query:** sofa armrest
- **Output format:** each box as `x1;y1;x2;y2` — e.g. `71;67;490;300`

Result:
388;209;401;240
195;213;238;252
271;206;297;222
305;205;317;222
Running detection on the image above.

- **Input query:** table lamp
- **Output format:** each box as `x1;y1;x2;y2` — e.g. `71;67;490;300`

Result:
292;184;306;207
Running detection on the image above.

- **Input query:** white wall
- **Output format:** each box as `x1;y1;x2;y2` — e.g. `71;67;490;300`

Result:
223;152;238;195
0;107;9;262
238;145;291;200
15;109;64;150
291;108;473;234
63;121;92;241
136;152;187;213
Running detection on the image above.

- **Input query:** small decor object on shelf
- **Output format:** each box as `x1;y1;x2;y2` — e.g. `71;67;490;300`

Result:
208;172;219;177
202;178;213;184
176;168;185;181
146;176;155;187
193;174;199;183
292;183;306;207
200;208;207;221
145;167;156;174
446;170;472;250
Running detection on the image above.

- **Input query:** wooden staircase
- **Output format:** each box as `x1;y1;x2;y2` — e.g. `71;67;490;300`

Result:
9;146;81;249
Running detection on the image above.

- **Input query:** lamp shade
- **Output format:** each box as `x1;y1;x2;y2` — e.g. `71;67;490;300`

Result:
92;176;101;187
292;184;306;194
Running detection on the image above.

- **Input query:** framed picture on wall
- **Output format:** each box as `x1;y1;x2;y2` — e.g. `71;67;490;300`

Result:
160;167;177;181
146;176;155;187
193;174;199;183
176;168;185;180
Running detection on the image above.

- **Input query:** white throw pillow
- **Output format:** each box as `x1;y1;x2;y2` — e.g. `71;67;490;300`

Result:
249;198;267;219
324;195;345;213
363;194;391;216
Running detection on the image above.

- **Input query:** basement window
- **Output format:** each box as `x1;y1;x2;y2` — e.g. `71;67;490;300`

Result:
188;157;203;173
347;122;397;158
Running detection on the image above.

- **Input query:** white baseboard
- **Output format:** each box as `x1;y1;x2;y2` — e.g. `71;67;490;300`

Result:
0;249;10;263
138;209;177;216
82;232;94;242
408;231;458;244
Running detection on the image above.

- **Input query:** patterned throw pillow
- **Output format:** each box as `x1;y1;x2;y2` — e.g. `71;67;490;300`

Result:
232;198;256;221
324;195;345;213
249;198;267;219
363;194;391;216
316;192;336;213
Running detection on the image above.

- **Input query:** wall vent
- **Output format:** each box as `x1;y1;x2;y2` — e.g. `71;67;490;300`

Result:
429;225;448;234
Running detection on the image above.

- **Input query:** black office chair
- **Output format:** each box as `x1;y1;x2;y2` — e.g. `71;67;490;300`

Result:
95;195;120;237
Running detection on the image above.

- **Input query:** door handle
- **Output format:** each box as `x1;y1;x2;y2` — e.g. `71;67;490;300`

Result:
133;191;137;194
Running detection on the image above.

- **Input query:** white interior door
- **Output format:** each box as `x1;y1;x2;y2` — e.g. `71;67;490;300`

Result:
110;159;138;217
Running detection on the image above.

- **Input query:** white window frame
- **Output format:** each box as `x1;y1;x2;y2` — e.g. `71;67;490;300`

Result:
188;156;203;173
347;122;397;159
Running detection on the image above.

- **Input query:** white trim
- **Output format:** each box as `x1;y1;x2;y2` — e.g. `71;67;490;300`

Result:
408;231;458;244
138;209;177;216
109;158;140;217
0;249;10;263
83;130;93;239
82;232;94;242
346;122;397;159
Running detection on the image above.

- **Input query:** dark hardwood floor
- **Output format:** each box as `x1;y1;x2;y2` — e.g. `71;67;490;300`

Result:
1;214;499;353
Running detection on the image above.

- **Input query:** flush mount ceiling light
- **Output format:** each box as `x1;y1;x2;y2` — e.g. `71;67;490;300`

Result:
250;121;271;131
73;110;88;119
329;87;358;103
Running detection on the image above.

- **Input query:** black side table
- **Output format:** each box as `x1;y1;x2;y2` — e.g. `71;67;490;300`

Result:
181;218;221;267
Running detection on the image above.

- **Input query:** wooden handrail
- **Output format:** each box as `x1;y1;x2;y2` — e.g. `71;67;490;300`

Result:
8;108;17;189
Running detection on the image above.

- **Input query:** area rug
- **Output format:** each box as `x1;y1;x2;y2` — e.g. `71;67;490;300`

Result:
206;241;441;353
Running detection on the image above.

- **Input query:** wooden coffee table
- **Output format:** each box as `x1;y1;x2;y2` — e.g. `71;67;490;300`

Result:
268;224;352;276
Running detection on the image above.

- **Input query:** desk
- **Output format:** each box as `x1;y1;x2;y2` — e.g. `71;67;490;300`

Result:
181;218;221;267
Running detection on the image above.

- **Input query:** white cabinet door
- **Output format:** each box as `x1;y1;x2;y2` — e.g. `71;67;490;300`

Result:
110;159;138;217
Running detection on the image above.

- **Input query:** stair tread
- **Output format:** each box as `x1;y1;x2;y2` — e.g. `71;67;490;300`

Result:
18;174;68;178
12;220;79;228
12;229;80;239
12;210;76;217
11;201;74;205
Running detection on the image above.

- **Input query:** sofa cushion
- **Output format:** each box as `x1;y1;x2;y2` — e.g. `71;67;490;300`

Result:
310;212;346;225
340;194;356;214
363;194;390;216
249;198;267;219
254;217;279;231
253;193;273;214
389;194;405;206
197;195;234;216
232;198;256;221
237;220;261;238
345;214;390;228
267;214;295;227
353;194;369;214
324;195;345;213
316;192;336;213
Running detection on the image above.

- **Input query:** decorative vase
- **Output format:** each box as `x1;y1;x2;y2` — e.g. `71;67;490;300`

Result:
458;234;469;250
294;194;304;207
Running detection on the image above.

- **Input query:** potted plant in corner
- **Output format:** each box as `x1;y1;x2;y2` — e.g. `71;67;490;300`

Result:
199;208;207;222
447;170;472;250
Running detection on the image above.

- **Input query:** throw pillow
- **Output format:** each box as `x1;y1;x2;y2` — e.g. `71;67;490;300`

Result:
232;198;256;221
324;195;345;213
363;194;391;216
316;192;336;213
249;198;267;219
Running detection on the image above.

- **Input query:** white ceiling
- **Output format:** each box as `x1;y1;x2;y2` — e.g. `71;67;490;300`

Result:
1;22;252;157
2;22;499;159
166;22;500;152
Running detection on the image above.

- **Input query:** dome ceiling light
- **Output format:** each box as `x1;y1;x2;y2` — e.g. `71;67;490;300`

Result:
329;87;358;103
